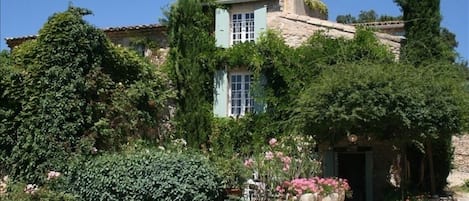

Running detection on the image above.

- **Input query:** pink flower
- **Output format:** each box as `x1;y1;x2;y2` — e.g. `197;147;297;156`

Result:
276;185;285;193
244;158;254;168
281;156;292;164
47;171;61;180
265;151;274;160
275;151;284;158
269;138;277;146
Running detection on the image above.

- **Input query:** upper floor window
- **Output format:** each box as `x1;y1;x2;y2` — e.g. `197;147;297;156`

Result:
230;72;254;116
215;6;266;48
232;13;255;44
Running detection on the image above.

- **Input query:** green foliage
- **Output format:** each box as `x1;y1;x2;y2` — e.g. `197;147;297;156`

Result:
212;155;248;189
357;10;378;23
294;59;468;193
210;115;276;189
336;10;402;24
166;0;217;148
0;52;21;176
64;151;222;201
1;6;171;183
303;0;328;16
430;136;453;192
0;50;11;66
0;182;76;201
211;115;273;156
215;29;396;136
296;62;469;142
395;0;456;64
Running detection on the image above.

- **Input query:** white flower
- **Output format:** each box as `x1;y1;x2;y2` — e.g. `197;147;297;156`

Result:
24;184;39;194
47;171;61;180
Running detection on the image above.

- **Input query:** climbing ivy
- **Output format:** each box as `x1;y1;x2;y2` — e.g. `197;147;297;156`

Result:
304;0;328;17
1;6;172;183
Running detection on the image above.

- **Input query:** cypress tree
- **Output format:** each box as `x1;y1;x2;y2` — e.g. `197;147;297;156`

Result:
166;0;216;149
395;0;455;65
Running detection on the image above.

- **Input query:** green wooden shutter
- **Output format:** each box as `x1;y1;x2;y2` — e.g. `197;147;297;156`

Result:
215;8;230;48
254;5;267;41
214;69;228;117
253;74;266;113
323;150;336;177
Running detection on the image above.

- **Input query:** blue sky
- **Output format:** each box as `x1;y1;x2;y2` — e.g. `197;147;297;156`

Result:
1;0;468;60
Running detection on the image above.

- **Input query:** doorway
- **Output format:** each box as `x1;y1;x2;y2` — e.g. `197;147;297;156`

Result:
338;153;366;201
323;147;373;201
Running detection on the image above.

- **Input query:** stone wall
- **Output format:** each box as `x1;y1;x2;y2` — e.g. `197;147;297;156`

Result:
267;11;402;58
452;135;469;173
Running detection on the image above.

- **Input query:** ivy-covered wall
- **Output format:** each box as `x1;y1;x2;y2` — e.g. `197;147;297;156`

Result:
0;7;173;183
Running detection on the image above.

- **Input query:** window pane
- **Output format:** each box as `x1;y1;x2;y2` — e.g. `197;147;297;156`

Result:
229;72;255;116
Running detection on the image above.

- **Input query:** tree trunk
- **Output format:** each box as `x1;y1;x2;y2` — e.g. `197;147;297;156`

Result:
427;141;436;195
419;154;425;189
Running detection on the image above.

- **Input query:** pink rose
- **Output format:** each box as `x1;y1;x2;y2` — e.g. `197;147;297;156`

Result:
265;151;274;160
281;156;292;164
47;171;61;180
244;158;254;168
269;138;277;146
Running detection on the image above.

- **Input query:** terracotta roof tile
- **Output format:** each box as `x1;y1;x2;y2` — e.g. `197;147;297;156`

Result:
5;24;165;44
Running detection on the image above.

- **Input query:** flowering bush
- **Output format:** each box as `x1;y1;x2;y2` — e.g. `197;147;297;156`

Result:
46;171;61;181
0;176;8;194
276;177;351;200
243;135;321;199
24;184;39;195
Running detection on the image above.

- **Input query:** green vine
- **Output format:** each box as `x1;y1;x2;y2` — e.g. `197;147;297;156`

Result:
129;37;160;52
304;0;328;16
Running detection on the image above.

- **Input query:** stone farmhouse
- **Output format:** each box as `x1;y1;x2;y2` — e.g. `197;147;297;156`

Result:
5;1;405;201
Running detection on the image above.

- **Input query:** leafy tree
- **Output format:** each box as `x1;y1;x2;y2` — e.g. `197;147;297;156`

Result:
296;63;468;141
1;7;171;183
166;0;217;148
295;61;468;195
336;10;402;24
0;50;11;66
379;14;403;22
0;50;21;176
336;14;356;24
357;10;378;23
395;0;463;194
395;0;456;65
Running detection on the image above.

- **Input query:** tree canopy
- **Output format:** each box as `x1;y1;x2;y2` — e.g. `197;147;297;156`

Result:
336;10;402;24
395;0;457;64
296;62;468;141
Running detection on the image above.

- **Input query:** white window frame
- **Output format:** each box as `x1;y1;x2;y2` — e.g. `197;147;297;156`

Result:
228;72;254;116
231;12;255;44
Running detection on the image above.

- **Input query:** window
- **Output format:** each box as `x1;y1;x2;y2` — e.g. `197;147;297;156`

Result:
230;72;254;116
232;12;255;44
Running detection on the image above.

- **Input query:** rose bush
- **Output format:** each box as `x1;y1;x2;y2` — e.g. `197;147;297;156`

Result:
243;136;322;200
276;177;351;200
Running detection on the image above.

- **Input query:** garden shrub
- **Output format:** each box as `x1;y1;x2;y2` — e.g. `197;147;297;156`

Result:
65;151;222;201
211;114;274;156
0;181;76;201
